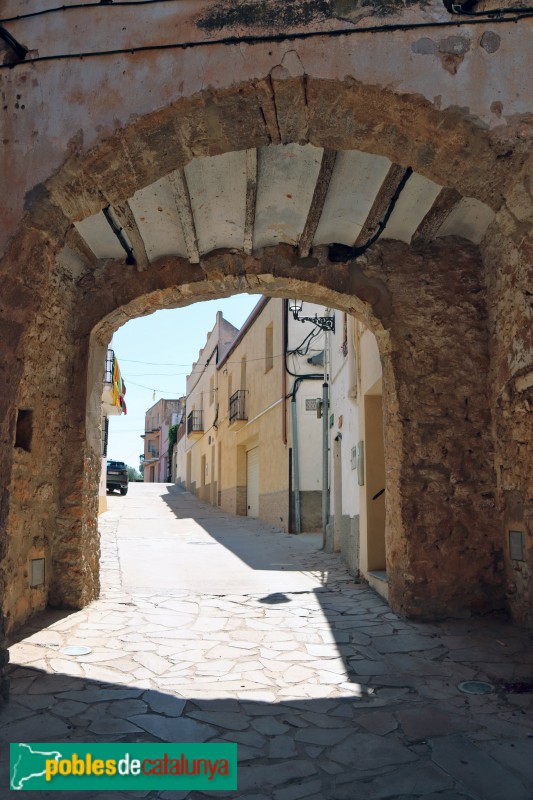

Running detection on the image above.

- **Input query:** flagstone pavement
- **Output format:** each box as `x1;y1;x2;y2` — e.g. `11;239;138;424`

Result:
2;484;533;799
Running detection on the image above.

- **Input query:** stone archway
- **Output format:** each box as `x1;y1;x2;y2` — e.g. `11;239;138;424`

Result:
2;231;505;634
82;238;504;622
1;31;532;704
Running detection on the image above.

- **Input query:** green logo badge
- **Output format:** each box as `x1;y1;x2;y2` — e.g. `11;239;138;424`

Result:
10;743;237;791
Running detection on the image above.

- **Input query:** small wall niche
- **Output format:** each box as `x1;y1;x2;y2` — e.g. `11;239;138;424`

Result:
509;530;525;561
30;558;45;587
15;409;33;452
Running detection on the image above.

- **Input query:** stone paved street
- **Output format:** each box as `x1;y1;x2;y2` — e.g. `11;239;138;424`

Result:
2;484;533;799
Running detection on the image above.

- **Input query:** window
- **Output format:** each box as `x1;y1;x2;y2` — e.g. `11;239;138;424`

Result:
209;375;215;406
265;323;274;372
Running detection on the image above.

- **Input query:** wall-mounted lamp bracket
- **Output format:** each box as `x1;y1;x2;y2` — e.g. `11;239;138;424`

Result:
289;300;335;333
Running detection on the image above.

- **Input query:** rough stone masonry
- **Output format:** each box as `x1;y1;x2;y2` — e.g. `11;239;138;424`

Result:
0;0;532;701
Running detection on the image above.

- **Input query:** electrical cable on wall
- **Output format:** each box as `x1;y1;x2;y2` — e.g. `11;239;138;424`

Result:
1;0;186;24
329;167;413;263
1;13;532;69
283;301;325;399
0;25;27;60
2;0;532;24
287;326;323;358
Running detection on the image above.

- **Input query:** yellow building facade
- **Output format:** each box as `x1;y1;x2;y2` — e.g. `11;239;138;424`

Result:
179;298;385;568
217;299;291;529
181;300;294;530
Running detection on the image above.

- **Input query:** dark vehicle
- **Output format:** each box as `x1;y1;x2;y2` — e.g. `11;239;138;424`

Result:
106;460;129;495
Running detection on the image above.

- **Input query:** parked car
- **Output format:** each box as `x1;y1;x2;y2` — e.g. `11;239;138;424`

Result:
106;460;129;495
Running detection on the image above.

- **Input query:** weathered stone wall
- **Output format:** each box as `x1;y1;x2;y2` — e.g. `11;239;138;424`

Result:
374;238;505;618
0;227;57;638
2;6;532;257
483;210;533;628
0;0;532;705
0;227;60;592
2;245;101;632
73;240;503;621
0;228;519;705
5;276;69;632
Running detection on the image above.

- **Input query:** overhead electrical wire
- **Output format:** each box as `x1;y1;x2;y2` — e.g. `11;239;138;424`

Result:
120;353;285;367
1;11;532;70
1;0;186;25
2;0;532;25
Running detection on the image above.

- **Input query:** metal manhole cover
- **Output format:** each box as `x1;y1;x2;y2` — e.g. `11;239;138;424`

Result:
61;645;92;656
458;680;494;695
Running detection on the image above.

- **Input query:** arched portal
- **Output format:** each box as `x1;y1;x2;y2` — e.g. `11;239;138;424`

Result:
3;232;504;631
1;29;532;702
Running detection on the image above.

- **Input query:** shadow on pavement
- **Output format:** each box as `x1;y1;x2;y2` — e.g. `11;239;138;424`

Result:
161;485;324;574
4;485;533;798
3;665;533;800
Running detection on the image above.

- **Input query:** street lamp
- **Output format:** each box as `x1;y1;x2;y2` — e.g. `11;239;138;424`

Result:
289;300;335;333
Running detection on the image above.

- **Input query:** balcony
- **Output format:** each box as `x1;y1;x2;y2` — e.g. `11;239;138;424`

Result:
187;410;203;436
229;389;247;426
102;348;124;416
104;349;114;384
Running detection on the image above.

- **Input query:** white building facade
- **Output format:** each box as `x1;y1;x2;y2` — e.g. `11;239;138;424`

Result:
323;310;386;598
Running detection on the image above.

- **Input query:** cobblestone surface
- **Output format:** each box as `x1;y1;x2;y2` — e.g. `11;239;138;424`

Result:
3;485;533;798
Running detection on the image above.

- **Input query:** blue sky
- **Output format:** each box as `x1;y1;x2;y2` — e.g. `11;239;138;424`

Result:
108;294;262;469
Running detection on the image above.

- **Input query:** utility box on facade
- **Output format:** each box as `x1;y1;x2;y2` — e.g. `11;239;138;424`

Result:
356;441;364;486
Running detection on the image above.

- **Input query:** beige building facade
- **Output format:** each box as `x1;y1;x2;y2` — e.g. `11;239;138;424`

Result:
142;398;185;483
178;299;334;532
178;297;386;596
217;299;291;529
323;311;386;596
183;311;240;502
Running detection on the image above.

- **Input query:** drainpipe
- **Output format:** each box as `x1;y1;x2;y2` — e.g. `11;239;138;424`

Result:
348;316;358;400
282;301;288;445
291;392;301;534
322;319;331;547
322;378;329;547
283;302;322;534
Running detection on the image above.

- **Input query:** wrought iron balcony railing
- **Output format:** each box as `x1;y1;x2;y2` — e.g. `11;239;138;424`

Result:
104;348;114;384
187;410;203;434
229;389;247;423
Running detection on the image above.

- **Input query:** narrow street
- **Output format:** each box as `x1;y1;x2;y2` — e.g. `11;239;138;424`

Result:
3;484;533;799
